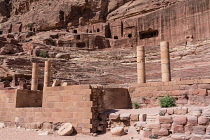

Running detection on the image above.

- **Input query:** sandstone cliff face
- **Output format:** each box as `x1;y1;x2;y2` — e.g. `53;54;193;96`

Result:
0;0;134;31
107;0;183;20
0;0;10;23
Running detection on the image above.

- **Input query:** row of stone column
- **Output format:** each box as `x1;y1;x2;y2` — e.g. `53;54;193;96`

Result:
137;41;171;84
31;61;51;91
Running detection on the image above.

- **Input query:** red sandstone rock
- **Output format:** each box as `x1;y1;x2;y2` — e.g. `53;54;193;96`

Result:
206;126;210;135
120;113;130;121
58;123;74;136
167;108;174;115
109;113;119;120
140;128;152;138
110;127;125;136
192;126;206;135
171;124;184;133
130;114;139;121
139;114;147;122
146;123;160;129
187;116;198;126
174;107;188;115
159;116;173;124
173;116;187;125
161;124;171;129
152;128;169;136
198;116;209;125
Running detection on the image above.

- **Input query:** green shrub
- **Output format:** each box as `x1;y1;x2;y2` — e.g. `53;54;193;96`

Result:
132;102;140;109
159;96;176;108
39;50;49;58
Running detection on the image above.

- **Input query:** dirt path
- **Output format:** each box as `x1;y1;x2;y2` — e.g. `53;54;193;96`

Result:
0;128;145;140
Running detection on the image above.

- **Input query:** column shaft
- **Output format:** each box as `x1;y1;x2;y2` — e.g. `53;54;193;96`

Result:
44;61;51;87
31;63;38;90
160;41;171;82
137;46;146;84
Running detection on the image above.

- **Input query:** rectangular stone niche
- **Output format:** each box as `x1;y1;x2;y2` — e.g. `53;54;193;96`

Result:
139;30;159;39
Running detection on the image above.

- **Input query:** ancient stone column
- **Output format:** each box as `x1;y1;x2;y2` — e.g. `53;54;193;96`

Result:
31;63;39;90
44;61;51;87
137;45;146;84
160;41;171;82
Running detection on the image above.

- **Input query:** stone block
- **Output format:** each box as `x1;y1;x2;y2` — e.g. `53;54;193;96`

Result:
130;114;139;121
139;114;146;122
185;125;193;133
192;126;206;135
170;134;190;140
206;126;210;135
134;122;146;130
187;116;198;126
140;128;152;138
167;108;174;115
171;124;184;133
174;107;188;115
202;109;210;117
159;108;167;115
198;116;209;125
128;126;138;134
190;109;202;116
42;122;52;129
146;123;160;129
173;116;187;125
192;89;207;96
120;113;130;121
159;116;173;124
161;124;171;129
190;135;203;140
204;135;210;139
152;128;169;136
109;113;119;120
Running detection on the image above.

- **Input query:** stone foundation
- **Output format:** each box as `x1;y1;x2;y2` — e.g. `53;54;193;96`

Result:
0;85;129;134
107;107;210;139
130;79;210;108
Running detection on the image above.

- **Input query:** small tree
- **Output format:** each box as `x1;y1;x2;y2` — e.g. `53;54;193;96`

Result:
159;96;176;108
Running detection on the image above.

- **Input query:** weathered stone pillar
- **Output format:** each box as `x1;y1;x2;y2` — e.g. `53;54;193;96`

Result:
137;45;146;84
31;63;38;90
160;41;171;82
44;61;51;87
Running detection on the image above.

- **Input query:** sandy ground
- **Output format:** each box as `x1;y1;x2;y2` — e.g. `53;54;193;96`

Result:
0;128;146;140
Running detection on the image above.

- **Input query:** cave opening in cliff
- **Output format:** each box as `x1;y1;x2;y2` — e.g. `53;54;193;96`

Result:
76;35;80;40
73;30;77;34
128;34;132;38
76;42;86;48
114;36;118;39
139;30;159;39
0;31;2;35
97;29;100;32
86;29;89;33
105;23;112;38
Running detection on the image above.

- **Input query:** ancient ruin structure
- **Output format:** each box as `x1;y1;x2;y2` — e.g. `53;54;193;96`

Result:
137;45;146;84
0;0;210;139
31;63;38;91
44;61;51;87
160;41;171;82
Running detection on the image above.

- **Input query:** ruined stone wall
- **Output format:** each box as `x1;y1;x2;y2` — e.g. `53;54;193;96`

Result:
129;79;210;108
107;107;210;139
0;85;130;133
